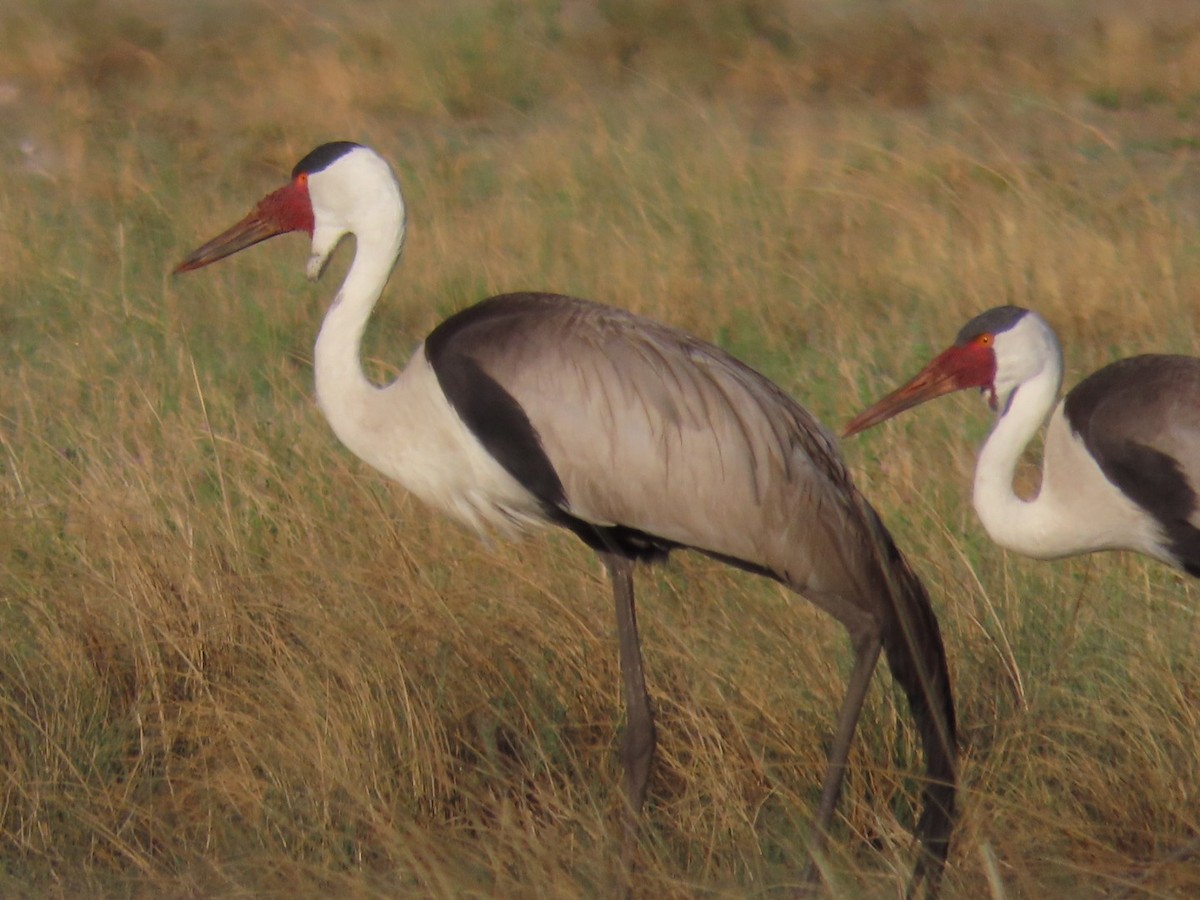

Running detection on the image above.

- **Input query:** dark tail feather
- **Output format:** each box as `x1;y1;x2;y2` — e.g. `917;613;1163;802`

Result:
864;505;957;898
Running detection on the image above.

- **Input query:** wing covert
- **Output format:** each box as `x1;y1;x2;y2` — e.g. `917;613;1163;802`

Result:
425;292;851;574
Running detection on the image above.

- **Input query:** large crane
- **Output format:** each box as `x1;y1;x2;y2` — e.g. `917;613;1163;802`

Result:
176;141;956;894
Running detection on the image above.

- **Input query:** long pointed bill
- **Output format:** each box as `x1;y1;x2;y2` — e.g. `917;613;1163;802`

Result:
174;179;312;274
843;344;993;437
174;209;289;273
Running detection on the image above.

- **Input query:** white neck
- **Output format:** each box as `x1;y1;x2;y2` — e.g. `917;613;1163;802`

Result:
313;222;405;450
971;353;1068;558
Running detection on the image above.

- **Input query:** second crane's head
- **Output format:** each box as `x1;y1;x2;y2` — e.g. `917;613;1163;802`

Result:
843;306;1063;437
175;141;404;281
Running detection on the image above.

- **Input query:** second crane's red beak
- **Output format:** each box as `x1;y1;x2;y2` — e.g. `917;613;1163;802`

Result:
175;178;313;274
843;343;994;437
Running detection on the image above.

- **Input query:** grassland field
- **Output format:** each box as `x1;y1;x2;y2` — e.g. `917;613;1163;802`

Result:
2;1;1200;897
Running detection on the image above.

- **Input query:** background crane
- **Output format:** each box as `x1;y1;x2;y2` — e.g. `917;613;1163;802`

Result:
844;305;1200;574
176;141;957;894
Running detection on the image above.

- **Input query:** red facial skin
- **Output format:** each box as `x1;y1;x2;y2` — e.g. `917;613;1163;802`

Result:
175;173;314;273
843;335;998;437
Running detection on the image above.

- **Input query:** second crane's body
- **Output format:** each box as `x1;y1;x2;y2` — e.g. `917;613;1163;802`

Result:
846;305;1200;575
177;141;956;895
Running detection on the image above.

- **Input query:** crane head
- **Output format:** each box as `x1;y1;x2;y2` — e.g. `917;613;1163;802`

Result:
842;306;1036;437
174;141;402;281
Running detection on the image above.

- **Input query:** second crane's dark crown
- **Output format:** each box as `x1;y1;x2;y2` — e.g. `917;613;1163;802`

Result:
955;306;1028;346
292;142;363;179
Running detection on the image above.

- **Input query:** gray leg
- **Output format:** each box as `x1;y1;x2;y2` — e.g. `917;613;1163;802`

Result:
804;633;882;885
600;552;657;828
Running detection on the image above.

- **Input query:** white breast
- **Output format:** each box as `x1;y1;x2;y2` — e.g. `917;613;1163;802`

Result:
1035;408;1166;560
325;346;550;537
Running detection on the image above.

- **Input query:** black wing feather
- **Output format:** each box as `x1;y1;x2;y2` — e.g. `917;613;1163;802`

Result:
424;293;676;561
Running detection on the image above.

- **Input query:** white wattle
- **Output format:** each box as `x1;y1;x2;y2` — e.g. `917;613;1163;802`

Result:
971;360;1077;558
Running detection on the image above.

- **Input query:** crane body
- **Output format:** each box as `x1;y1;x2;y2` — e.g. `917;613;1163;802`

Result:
177;141;956;894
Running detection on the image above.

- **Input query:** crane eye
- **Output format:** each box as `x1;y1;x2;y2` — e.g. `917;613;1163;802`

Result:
978;334;992;346
296;172;309;187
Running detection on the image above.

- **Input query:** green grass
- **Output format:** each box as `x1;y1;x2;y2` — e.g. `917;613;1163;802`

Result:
3;1;1200;896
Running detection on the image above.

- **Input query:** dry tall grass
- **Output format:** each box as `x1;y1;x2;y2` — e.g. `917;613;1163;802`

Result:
2;1;1199;897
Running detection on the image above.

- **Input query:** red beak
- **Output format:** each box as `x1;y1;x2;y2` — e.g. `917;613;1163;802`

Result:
175;180;312;274
174;209;289;273
843;343;996;437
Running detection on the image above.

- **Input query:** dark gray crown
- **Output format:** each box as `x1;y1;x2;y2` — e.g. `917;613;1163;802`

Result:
292;141;363;178
954;306;1029;346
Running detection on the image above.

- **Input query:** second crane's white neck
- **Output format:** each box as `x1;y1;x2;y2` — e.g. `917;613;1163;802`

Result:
312;192;406;461
971;318;1071;558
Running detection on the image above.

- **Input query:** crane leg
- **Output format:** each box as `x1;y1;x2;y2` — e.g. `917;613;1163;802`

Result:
804;632;882;885
601;552;657;840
